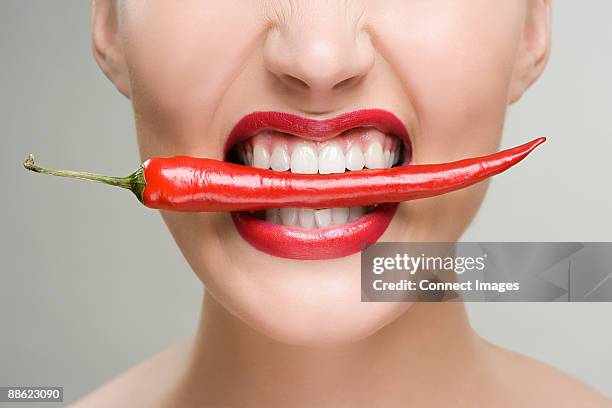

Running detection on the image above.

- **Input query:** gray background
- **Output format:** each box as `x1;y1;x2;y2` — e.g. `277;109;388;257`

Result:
1;1;611;404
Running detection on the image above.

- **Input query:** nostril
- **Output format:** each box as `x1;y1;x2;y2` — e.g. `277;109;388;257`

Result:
332;76;362;91
280;72;364;93
281;74;310;91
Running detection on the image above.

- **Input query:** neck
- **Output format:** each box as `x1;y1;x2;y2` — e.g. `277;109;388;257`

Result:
178;290;484;407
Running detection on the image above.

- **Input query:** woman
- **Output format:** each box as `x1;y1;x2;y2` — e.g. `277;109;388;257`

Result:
75;0;610;406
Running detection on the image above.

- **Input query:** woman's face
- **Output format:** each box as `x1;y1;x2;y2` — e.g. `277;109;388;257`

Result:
102;0;543;344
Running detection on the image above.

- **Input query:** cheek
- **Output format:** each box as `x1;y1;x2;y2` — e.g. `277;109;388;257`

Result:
389;183;489;243
371;0;524;160
160;211;236;285
369;1;524;238
120;1;266;159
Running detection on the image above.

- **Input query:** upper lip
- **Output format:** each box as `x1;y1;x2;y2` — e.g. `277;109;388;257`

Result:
224;109;411;156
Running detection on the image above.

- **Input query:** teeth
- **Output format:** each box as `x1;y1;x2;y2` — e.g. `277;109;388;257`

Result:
364;141;386;169
348;206;365;222
318;143;346;174
315;209;332;228
298;208;316;229
241;130;401;229
239;131;403;229
331;207;349;225
253;144;270;169
384;150;391;168
270;145;290;171
265;208;281;224
245;148;253;167
240;145;253;166
345;145;365;171
262;206;369;229
280;207;298;226
245;132;401;172
291;143;318;174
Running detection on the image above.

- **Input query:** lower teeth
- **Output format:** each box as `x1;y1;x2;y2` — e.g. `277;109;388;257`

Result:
255;206;371;229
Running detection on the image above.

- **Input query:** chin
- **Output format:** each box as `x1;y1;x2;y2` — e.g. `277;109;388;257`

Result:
225;274;414;347
189;217;418;347
257;304;413;347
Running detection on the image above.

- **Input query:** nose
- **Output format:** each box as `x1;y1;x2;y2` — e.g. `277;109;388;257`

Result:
263;5;375;104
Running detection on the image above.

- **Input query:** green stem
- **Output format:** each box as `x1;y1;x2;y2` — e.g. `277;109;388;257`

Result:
23;154;146;203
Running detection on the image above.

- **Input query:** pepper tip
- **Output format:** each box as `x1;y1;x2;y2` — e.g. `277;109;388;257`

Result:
528;136;547;152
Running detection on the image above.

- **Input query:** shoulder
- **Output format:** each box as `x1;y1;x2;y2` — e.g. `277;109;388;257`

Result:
483;341;612;408
69;338;192;408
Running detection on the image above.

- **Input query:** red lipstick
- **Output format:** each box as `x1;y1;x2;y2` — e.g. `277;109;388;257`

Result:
232;204;398;260
224;109;411;156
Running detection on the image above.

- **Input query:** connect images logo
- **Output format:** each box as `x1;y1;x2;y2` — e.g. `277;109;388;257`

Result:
361;243;612;302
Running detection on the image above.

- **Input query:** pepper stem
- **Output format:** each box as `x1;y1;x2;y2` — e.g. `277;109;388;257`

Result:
23;154;146;202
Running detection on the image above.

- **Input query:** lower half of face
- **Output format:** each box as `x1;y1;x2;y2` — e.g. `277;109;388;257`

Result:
120;0;526;345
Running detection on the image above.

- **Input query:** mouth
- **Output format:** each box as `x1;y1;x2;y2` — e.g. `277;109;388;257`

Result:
225;109;411;260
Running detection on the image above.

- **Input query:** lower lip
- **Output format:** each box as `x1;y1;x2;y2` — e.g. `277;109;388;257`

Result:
231;203;398;260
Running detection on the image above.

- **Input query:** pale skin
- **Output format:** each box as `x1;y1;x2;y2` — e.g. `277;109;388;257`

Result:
73;0;611;406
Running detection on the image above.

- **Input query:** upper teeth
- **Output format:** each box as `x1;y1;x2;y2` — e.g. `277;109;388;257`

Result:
346;144;365;171
290;143;319;174
364;141;386;169
239;127;401;174
270;145;290;171
253;144;270;169
318;142;345;174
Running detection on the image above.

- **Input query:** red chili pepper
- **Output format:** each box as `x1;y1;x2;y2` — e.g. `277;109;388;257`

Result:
24;137;545;212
